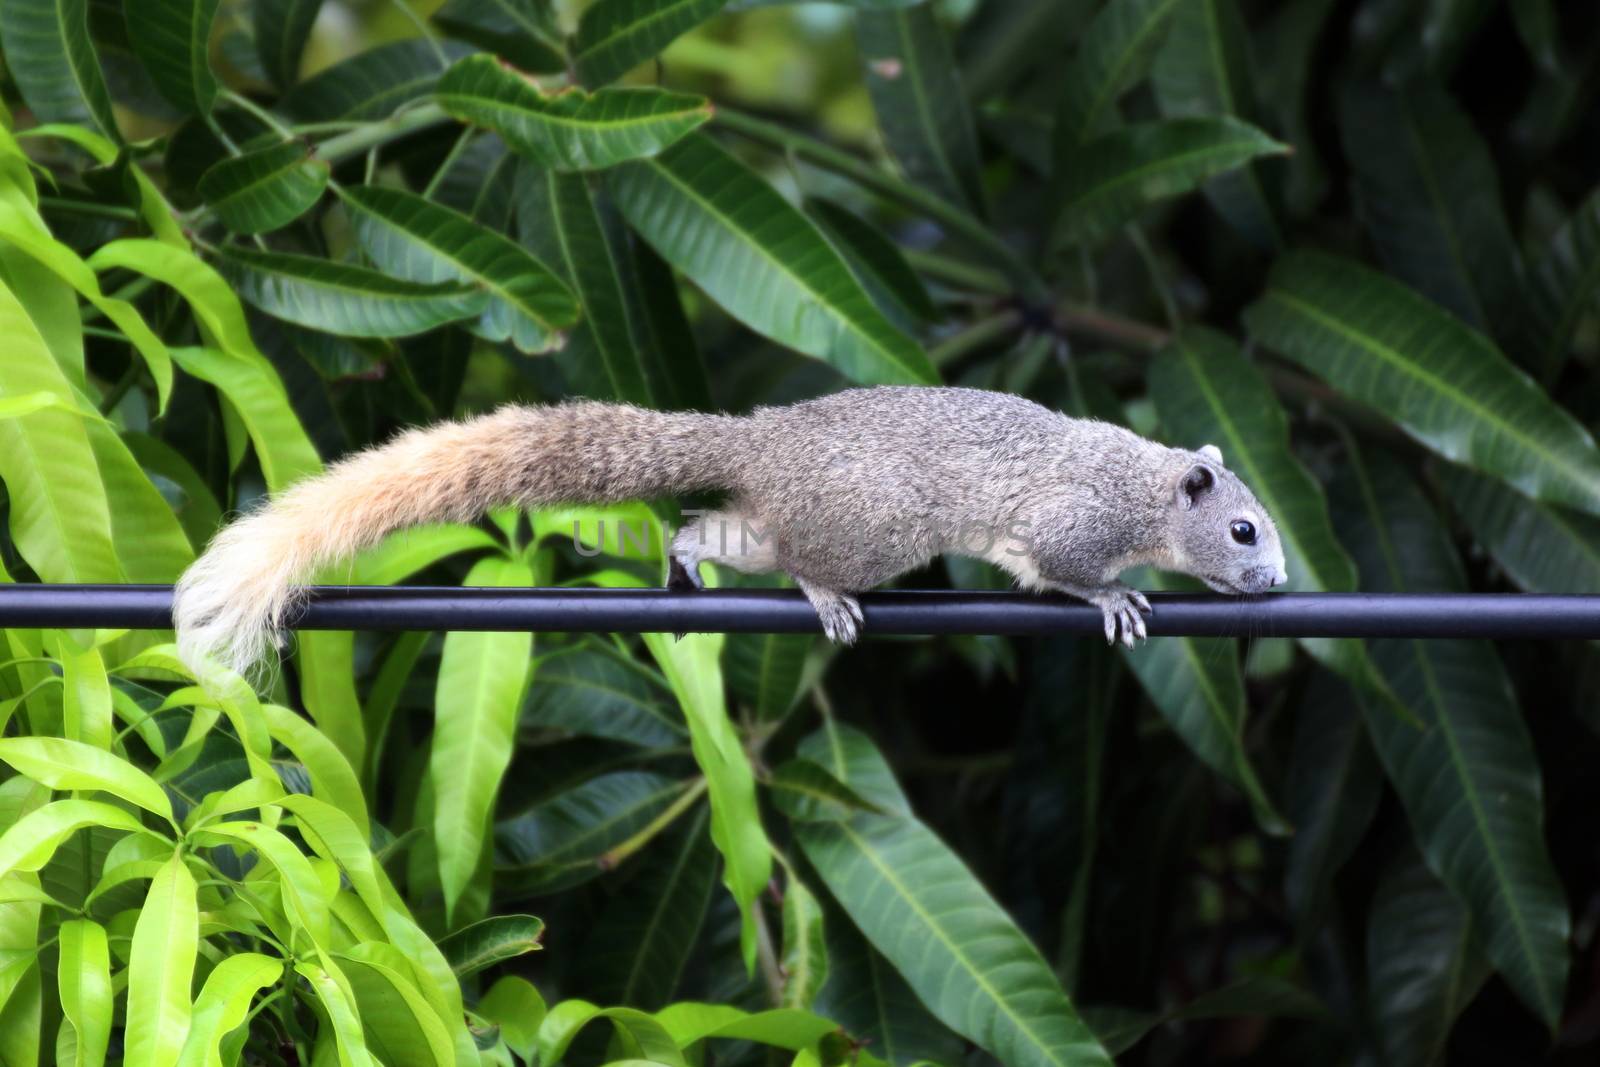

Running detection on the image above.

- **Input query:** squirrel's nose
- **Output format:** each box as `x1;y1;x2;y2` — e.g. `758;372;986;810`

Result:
1272;568;1288;587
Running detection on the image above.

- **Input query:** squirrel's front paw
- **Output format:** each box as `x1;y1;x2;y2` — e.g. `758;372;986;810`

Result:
1092;586;1151;649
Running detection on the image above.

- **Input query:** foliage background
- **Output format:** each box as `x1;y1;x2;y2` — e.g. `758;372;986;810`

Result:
0;0;1597;1064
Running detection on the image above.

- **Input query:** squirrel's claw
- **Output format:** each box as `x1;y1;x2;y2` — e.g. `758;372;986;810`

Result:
1095;587;1150;649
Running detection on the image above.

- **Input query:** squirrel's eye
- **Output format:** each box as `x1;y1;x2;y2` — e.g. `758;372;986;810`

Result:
1230;521;1256;545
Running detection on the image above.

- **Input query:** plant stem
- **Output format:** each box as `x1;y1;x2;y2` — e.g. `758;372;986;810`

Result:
595;777;709;868
902;248;1010;295
39;197;139;222
220;89;296;141
98;359;143;415
1054;301;1170;352
928;307;1023;367
715;108;1050;303
423;127;475;199
314;103;451;166
754;896;786;1007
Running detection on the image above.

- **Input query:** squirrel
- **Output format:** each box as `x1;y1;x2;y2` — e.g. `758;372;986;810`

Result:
173;385;1288;673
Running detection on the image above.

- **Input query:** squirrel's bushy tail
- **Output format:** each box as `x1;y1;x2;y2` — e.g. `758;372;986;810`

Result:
174;401;738;674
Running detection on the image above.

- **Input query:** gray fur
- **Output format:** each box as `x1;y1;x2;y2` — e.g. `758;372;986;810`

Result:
174;385;1288;671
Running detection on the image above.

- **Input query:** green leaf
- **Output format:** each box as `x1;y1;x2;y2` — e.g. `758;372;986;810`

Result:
857;4;986;212
575;806;715;1009
1150;0;1280;248
1366;858;1492;1067
261;701;369;836
296;961;375;1066
514;162;654;404
197;141;329;234
0;801;148;884
654;1004;841;1049
1339;83;1533;366
609;133;936;385
438;914;544;977
1331;444;1570;1027
627;221;715;411
0;738;172;822
522;642;685;748
124;850;199;1067
126;0;220;113
337;944;458;1067
0;0;118;138
439;54;711;171
57;919;112;1067
1119;568;1286;835
1054;116;1287;245
340;183;579;354
432;556;534;921
1529;185;1600;378
433;0;565;73
1440;463;1600;594
537;1001;686;1067
769;759;886;823
495;771;684;897
478;976;545;1062
1283;673;1381;927
177;953;282;1067
798;815;1112;1067
780;874;828;1010
215;246;489;338
637;621;773;973
283;40;469;122
807;199;938;328
167;345;321;491
195;820;331;945
573;0;728;87
814;916;963;1067
1244;250;1600;517
254;0;324;88
1052;0;1187;150
0;276;120;583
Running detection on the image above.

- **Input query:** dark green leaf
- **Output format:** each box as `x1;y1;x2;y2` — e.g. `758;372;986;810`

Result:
1366;858;1492;1067
625;240;713;411
521;642;684;748
1283;672;1381;926
125;0;220;113
576;807;715;1009
0;0;118;138
515;163;654;403
1339;83;1534;368
574;0;729;87
254;0;324;88
339;183;579;354
769;759;886;823
857;4;986;212
438;914;544;977
432;134;519;228
1528;185;1600;378
494;771;686;897
796;727;1114;1067
1054;116;1287;245
814;915;963;1067
438;54;712;171
282;40;469;122
433;0;564;73
1052;0;1187;152
808;198;937;328
197;141;328;234
1332;444;1570;1027
609;133;936;385
1510;0;1562;74
215;246;489;338
1150;0;1280;248
1439;463;1600;594
1119;567;1287;835
1244;250;1600;517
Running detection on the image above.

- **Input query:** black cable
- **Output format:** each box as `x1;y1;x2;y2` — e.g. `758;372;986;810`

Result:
2;585;1598;639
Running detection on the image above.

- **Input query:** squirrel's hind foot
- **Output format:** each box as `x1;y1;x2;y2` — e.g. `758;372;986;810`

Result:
1092;585;1152;649
796;580;863;645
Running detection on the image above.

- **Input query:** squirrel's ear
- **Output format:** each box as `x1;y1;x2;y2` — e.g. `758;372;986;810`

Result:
1176;464;1214;510
1199;444;1223;463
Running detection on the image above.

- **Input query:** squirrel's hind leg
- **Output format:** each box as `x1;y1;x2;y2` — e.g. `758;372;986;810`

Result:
669;509;779;590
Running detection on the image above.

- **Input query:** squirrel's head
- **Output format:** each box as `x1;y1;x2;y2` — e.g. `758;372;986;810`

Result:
1166;445;1288;595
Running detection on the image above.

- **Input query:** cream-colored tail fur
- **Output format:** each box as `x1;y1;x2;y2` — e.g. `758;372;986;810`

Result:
174;401;736;674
